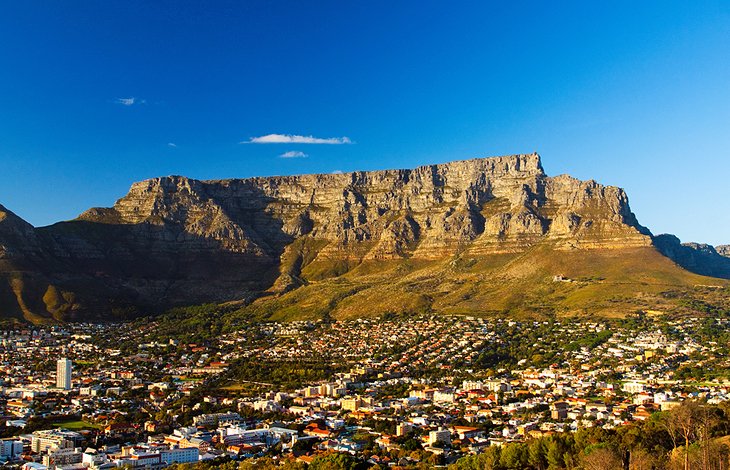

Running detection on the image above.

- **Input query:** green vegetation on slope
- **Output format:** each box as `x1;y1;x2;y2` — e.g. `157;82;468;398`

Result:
238;244;730;322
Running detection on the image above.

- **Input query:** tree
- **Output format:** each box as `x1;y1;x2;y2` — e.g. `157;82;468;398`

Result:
292;438;314;455
696;400;721;470
662;401;702;470
580;447;623;470
308;453;359;470
449;446;502;470
629;448;658;470
278;460;308;470
528;438;549;470
546;436;569;470
500;442;528;469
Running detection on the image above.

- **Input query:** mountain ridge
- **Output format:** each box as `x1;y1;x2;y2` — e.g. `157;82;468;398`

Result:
1;153;728;323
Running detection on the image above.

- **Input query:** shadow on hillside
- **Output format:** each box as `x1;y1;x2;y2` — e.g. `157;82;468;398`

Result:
654;234;730;280
21;184;298;317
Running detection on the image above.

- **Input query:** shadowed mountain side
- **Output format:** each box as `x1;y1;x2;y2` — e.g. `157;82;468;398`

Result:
654;234;730;279
0;196;286;322
0;154;728;323
0;221;281;323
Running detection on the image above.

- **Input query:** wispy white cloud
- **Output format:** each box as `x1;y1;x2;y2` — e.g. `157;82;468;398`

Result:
167;142;177;148
243;134;352;144
279;151;308;158
115;97;146;106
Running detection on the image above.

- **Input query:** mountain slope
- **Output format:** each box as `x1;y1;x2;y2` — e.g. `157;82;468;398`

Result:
0;153;727;323
242;243;726;321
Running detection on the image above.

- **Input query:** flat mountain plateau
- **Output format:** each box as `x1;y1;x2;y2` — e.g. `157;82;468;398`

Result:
1;153;728;324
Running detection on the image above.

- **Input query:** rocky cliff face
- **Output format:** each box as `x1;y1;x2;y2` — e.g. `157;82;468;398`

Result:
0;153;722;322
83;153;651;256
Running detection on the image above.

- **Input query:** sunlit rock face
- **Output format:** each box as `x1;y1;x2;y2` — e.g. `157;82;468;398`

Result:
101;153;650;256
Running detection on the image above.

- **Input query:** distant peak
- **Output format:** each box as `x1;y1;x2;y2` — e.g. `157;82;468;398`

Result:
0;203;35;231
0;204;23;222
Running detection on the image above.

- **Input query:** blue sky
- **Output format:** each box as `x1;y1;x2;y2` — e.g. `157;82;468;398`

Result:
0;1;728;244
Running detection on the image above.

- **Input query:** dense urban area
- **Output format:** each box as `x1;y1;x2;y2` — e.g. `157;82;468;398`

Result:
1;312;730;470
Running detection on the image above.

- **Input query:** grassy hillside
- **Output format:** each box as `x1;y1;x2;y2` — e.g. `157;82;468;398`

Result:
123;244;730;343
3;240;728;326
239;243;729;322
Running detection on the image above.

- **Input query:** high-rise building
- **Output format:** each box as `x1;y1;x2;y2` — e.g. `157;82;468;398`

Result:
428;428;451;446
56;358;72;390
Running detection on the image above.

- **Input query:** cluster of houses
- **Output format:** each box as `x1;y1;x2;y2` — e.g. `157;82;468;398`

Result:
0;315;728;467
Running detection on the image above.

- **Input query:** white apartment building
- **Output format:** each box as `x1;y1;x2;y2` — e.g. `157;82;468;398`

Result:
56;358;72;390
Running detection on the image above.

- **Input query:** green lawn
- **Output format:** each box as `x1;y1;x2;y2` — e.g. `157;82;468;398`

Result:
175;376;202;382
53;420;101;430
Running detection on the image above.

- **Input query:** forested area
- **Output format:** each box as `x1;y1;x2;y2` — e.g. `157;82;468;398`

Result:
452;400;730;470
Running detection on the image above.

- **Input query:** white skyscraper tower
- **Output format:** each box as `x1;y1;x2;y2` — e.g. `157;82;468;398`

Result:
56;358;72;390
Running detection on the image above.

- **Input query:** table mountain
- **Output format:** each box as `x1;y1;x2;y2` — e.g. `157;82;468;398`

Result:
1;153;727;323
